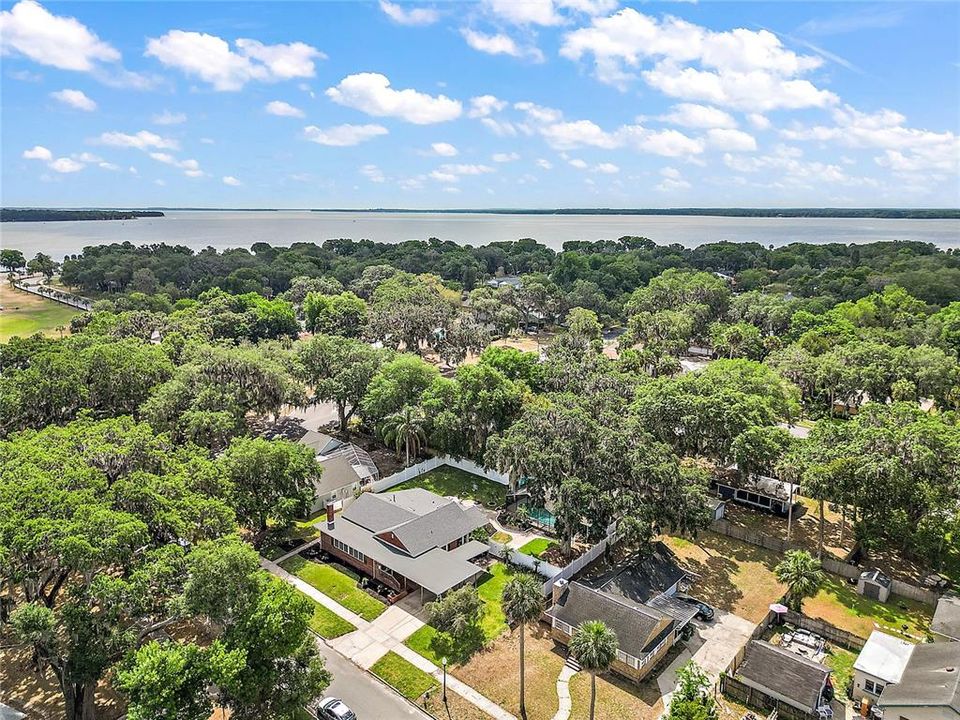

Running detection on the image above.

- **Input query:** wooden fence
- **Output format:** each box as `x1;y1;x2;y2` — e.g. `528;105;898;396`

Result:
709;519;941;606
782;611;865;651
720;675;820;720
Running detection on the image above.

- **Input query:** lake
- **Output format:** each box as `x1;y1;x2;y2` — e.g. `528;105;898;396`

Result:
3;210;959;258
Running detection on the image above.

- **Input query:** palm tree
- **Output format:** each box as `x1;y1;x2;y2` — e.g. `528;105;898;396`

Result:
775;549;824;612
380;405;427;467
570;620;619;720
502;574;545;719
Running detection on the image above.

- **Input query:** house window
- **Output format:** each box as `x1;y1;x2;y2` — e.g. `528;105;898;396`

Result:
864;679;884;695
332;538;366;563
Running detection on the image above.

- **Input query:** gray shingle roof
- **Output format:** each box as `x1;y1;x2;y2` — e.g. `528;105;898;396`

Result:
879;642;960;713
932;595;960;641
547;581;671;660
343;492;417;532
299;430;343;456
736;641;830;713
383;501;487;557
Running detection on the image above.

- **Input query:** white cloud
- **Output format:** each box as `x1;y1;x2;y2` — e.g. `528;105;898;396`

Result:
200;138;215;144
461;28;544;62
98;161;120;171
483;0;563;26
706;128;757;151
536;158;553;169
480;117;521;136
379;0;439;26
560;8;837;112
593;162;619;173
265;100;305;118
656;166;691;191
303;123;389;146
154;179;166;186
145;30;324;91
492;152;520;162
48;157;84;173
73;152;101;162
22;145;52;161
360;164;386;182
0;0;119;71
442;186;461;193
152;110;187;125
440;163;495;175
468;94;507;118
747;113;771;130
222;175;241;186
93;130;179;150
148;152;204;177
515;101;563;124
431;142;458;157
429;170;458;183
568;158;588;169
326;72;461;124
722;144;864;186
660;103;735;129
50;88;96;111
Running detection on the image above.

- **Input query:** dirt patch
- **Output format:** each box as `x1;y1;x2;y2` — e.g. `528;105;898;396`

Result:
568;669;662;720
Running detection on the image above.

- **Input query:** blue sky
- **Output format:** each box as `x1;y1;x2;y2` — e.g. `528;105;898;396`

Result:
2;0;958;208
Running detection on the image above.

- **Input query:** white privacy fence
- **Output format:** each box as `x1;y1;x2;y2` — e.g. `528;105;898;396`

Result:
540;523;619;597
487;541;564;579
368;455;511;493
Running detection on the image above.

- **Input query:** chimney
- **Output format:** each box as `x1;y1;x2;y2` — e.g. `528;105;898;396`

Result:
326;501;335;530
552;577;568;607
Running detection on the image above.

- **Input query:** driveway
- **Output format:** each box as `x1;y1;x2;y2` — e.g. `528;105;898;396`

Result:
657;609;755;704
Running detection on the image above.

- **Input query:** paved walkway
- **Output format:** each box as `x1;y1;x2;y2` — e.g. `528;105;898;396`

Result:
551;665;577;720
262;557;517;720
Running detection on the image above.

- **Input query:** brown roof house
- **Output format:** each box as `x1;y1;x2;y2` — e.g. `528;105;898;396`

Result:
733;640;833;717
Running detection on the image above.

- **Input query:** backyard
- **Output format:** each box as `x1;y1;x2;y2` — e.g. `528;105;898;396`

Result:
0;282;80;342
280;555;386;621
517;537;558;559
405;561;513;665
386;465;507;509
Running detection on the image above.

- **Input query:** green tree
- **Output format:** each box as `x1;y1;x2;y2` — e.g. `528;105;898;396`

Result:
303;291;367;337
1;248;26;272
26;252;58;279
774;550;824;612
502;574;545;719
570;620;619;720
668;661;717;720
361;353;439;424
380;405;428;466
426;585;483;640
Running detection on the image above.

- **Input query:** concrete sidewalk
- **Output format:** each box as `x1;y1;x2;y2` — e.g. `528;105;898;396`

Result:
262;556;517;720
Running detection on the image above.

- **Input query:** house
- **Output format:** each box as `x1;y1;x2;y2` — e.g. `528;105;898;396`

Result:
715;465;800;516
707;496;726;521
545;579;697;683
298;432;380;512
932;596;960;642
545;542;698;683
485;275;522;289
878;641;960;720
853;631;914;702
858;569;893;603
735;640;833;716
318;488;489;601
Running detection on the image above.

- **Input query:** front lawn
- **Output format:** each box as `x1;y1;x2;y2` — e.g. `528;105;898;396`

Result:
299;592;356;638
517;538;557;559
568;668;661;720
280;556;386;621
387;465;506;508
405;562;514;665
370;652;438;701
802;575;933;641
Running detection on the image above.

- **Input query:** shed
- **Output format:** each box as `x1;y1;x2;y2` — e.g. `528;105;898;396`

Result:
735;640;832;715
858;569;892;603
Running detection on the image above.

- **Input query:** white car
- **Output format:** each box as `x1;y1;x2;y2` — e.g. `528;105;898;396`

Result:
316;697;357;720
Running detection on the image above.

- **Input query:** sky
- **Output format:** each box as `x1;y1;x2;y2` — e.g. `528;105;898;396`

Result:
1;0;959;209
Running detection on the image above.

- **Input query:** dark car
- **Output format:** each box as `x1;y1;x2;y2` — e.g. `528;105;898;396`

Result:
677;594;715;621
316;697;357;720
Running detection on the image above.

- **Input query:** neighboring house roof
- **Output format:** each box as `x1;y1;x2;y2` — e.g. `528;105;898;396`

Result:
324;443;378;480
322;489;489;596
879;642;960;714
718;466;799;501
0;704;26;720
315;454;368;495
594;541;691;604
299;430;344;456
736;640;831;713
547;581;673;661
854;631;914;685
932;595;960;641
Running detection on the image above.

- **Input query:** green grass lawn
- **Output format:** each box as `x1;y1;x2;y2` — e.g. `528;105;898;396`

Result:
387;465;506;508
299;592;356;638
0;284;80;342
824;646;856;695
405;562;516;666
491;531;512;544
370;652;439;701
280;555;386;621
517;538;557;559
803;574;933;641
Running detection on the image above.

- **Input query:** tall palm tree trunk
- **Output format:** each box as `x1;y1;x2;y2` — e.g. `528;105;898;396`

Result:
589;672;597;720
818;498;825;559
405;435;410;467
519;625;526;718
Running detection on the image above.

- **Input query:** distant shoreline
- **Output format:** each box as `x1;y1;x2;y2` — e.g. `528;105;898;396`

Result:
2;207;958;220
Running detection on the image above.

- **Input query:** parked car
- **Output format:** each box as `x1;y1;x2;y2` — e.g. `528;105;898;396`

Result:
316;697;357;720
677;594;715;621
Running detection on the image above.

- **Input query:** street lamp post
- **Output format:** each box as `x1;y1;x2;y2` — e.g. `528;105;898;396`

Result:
442;657;448;704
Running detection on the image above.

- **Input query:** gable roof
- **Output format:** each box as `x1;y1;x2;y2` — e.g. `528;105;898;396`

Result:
343;492;417;532
315;454;368;494
547;581;672;660
879;642;960;714
736;640;831;712
379;500;486;557
299;430;343;456
933;595;960;641
854;631;914;685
